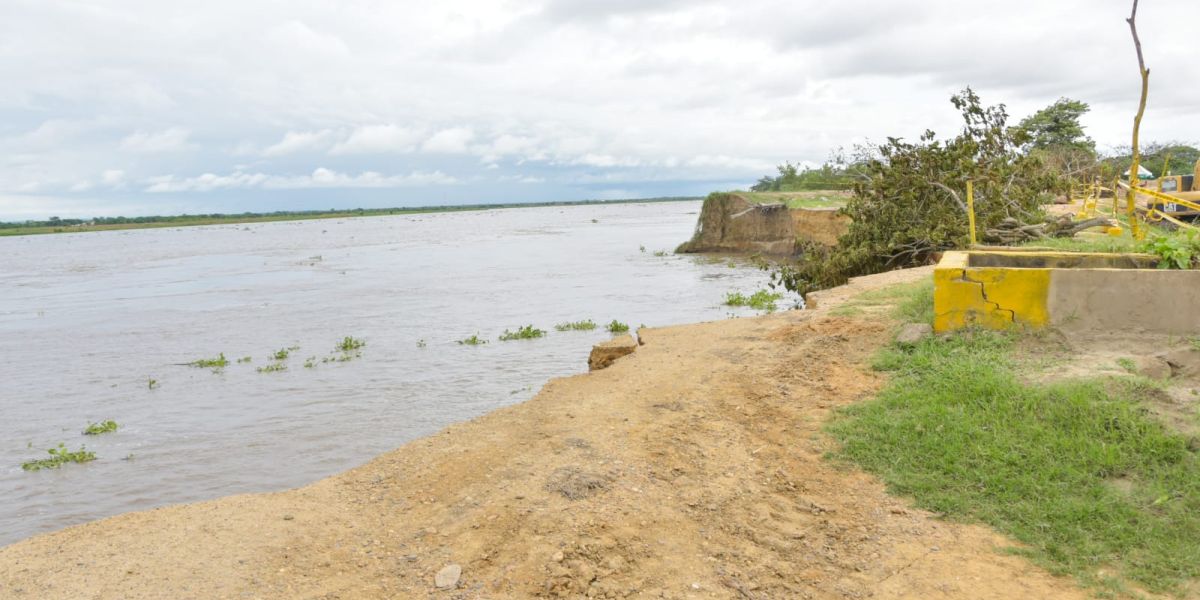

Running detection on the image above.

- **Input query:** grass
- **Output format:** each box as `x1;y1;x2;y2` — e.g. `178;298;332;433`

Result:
724;289;784;312
605;320;630;333
740;190;850;209
829;327;1200;595
457;334;488;345
1117;357;1138;374
829;280;934;323
499;325;546;341
83;420;118;435
22;444;97;471
555;320;597;332
188;353;229;370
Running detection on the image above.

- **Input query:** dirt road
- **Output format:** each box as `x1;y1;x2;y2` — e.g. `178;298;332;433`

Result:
0;267;1087;599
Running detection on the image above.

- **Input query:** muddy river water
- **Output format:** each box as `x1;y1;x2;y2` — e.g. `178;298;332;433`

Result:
0;200;784;546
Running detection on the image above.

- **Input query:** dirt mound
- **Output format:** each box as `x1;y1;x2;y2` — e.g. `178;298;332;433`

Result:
0;267;1086;599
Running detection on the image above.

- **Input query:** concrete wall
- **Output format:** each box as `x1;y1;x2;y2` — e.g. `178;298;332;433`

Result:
933;250;1200;335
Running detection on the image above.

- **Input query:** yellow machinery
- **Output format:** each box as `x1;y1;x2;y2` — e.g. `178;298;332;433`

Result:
1140;159;1200;218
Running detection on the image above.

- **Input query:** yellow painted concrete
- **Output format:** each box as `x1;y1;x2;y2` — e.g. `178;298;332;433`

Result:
933;251;1051;332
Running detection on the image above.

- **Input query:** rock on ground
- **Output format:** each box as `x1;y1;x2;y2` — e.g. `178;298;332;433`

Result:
895;323;933;346
434;563;461;589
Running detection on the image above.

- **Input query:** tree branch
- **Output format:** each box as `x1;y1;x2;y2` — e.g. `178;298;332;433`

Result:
928;181;967;213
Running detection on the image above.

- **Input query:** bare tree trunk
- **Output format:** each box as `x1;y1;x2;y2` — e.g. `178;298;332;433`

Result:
1126;0;1149;237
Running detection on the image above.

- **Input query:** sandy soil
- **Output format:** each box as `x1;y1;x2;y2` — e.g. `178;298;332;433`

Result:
0;266;1088;599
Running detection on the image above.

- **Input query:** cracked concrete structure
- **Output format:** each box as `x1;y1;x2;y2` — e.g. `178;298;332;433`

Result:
933;250;1200;334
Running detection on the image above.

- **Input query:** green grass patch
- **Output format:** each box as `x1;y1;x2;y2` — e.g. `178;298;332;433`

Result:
724;289;783;312
740;190;850;209
457;334;488;345
829;280;934;324
83;420;118;435
499;325;546;341
22;444;97;471
1116;357;1138;374
555;320;597;332
829;331;1200;594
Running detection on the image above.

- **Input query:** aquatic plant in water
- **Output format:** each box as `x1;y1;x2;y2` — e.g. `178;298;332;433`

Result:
83;420;118;435
724;289;783;312
499;325;546;341
21;444;97;471
605;320;630;333
554;320;597;332
457;334;488;345
188;353;229;370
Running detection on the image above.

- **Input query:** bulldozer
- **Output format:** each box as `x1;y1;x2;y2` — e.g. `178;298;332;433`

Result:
1140;159;1200;218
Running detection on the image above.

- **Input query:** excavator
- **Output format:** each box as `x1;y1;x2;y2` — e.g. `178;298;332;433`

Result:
1137;158;1200;220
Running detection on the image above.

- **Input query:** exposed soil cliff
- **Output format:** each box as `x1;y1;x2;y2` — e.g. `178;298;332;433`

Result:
0;267;1087;600
677;192;850;255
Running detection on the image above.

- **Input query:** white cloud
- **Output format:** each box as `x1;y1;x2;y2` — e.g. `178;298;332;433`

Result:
421;127;475;154
144;168;457;192
330;125;421;155
262;130;334;157
101;169;126;186
1;0;1197;213
119;128;192;153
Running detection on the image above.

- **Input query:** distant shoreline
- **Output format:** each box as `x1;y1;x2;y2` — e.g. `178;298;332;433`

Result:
0;196;701;237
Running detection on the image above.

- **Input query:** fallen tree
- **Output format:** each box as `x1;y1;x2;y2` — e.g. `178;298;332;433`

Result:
774;88;1079;297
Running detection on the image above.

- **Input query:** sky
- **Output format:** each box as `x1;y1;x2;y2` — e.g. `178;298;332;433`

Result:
1;0;1197;220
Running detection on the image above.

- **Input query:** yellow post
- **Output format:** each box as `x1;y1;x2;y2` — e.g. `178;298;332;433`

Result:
966;180;977;245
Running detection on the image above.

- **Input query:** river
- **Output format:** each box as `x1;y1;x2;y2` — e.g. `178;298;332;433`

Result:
0;200;786;546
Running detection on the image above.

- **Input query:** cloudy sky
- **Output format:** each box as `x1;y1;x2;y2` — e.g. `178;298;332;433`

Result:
1;0;1197;220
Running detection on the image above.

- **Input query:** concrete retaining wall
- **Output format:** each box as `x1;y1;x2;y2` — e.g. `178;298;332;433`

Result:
933;250;1200;335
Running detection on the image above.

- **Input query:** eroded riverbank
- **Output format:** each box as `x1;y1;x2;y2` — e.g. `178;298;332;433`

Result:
0;266;1086;599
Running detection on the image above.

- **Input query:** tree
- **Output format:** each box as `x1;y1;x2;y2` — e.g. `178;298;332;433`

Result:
774;88;1063;297
1014;98;1095;153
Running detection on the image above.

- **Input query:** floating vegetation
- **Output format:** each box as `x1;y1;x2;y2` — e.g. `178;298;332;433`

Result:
270;347;293;361
83;420;118;435
336;337;365;352
303;356;317;369
237;356;252;364
652;250;669;257
605;320;630;333
639;245;646;253
499;325;546;341
554;320;597;332
147;378;158;390
188;353;229;370
457;334;488;346
256;362;287;373
724;289;783;312
21;444;96;471
416;339;427;348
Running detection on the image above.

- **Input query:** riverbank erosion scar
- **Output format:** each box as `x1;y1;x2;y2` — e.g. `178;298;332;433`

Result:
676;192;850;255
0;267;1086;599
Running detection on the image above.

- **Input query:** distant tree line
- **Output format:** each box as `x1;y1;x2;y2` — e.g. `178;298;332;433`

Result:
0;197;700;230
